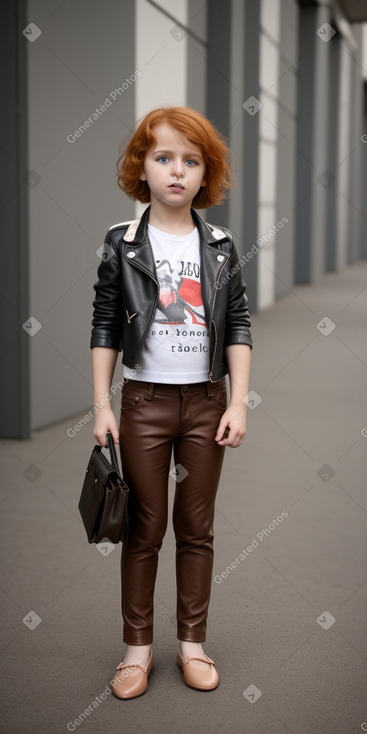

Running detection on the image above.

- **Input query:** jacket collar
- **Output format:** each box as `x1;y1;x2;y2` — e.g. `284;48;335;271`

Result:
122;205;228;246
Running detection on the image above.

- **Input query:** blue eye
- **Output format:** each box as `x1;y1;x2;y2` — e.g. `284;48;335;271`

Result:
157;156;169;163
186;159;197;167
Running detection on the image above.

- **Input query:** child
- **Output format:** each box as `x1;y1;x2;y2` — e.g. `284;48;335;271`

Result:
90;106;253;699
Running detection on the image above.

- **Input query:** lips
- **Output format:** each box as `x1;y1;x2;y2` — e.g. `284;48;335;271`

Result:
169;183;184;189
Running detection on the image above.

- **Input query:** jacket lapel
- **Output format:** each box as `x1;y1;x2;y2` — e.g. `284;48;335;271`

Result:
122;206;158;281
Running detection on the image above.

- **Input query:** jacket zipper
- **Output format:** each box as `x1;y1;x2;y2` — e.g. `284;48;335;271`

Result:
208;259;228;380
209;321;218;380
127;258;159;368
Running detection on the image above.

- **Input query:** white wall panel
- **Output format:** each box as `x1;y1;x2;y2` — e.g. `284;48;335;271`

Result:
260;0;281;44
258;243;276;310
136;0;187;118
258;205;277;235
258;141;277;204
259;92;279;142
259;34;280;96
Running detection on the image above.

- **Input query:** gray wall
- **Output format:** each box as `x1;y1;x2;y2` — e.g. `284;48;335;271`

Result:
27;0;136;431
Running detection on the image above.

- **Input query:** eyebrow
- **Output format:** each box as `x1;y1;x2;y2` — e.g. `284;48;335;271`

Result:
153;149;203;159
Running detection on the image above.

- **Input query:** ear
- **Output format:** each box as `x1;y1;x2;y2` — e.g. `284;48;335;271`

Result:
139;170;147;181
200;177;207;187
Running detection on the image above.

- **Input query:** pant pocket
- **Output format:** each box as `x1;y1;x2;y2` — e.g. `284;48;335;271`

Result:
210;384;227;410
120;389;142;411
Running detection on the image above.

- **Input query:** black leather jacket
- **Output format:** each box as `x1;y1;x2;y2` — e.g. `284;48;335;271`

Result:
90;205;253;382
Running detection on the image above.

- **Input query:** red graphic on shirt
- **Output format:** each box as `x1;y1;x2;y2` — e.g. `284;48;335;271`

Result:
155;261;207;326
159;287;176;308
178;279;203;307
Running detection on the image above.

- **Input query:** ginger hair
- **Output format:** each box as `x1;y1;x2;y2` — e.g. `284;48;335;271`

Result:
116;106;233;209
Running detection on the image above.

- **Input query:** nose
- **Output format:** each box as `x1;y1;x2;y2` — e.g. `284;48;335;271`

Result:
171;161;184;178
169;159;189;187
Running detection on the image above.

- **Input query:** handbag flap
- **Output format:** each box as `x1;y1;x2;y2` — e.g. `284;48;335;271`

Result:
78;437;129;544
79;448;117;534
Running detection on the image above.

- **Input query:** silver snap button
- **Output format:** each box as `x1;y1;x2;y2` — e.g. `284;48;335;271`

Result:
217;254;224;262
126;251;136;258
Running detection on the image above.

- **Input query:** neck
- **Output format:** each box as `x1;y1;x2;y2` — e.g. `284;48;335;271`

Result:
147;200;195;234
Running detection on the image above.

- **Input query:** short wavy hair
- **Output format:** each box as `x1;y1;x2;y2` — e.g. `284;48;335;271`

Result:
116;106;233;209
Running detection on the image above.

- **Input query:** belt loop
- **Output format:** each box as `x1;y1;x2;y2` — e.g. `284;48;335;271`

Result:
206;382;213;399
144;382;155;401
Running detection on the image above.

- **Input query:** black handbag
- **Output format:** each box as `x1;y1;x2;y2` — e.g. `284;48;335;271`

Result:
78;432;129;544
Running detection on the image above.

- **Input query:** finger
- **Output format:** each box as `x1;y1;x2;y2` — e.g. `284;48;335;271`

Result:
231;437;242;448
215;424;230;442
229;432;245;448
111;427;120;444
104;428;120;446
216;426;237;446
225;425;246;447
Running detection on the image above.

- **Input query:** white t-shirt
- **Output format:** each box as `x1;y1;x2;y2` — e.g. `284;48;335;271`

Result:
123;223;210;383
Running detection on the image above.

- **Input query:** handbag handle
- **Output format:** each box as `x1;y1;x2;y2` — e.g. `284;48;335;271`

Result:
105;432;121;474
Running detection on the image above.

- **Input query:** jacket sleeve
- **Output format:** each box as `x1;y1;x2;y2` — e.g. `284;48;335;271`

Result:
224;237;253;349
90;230;124;351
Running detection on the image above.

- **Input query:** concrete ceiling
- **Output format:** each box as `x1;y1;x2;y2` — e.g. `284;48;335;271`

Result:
299;0;367;23
334;0;367;23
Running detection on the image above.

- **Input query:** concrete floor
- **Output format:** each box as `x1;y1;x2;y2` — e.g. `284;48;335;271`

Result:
1;260;367;734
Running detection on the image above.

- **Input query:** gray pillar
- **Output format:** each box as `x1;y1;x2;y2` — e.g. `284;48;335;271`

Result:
240;0;261;313
325;31;341;272
206;0;259;313
362;82;367;259
346;43;356;265
348;25;364;264
206;0;232;228
276;0;299;296
0;1;30;438
295;3;332;283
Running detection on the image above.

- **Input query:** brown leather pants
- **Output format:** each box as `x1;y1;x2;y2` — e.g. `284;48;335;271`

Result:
118;377;227;644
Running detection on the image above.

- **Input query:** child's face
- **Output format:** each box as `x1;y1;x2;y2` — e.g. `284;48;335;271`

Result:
139;123;206;209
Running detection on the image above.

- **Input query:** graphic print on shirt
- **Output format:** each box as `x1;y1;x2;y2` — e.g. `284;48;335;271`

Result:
155;258;207;326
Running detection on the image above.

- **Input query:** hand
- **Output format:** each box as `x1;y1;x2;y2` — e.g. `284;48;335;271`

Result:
93;407;119;447
215;403;247;448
